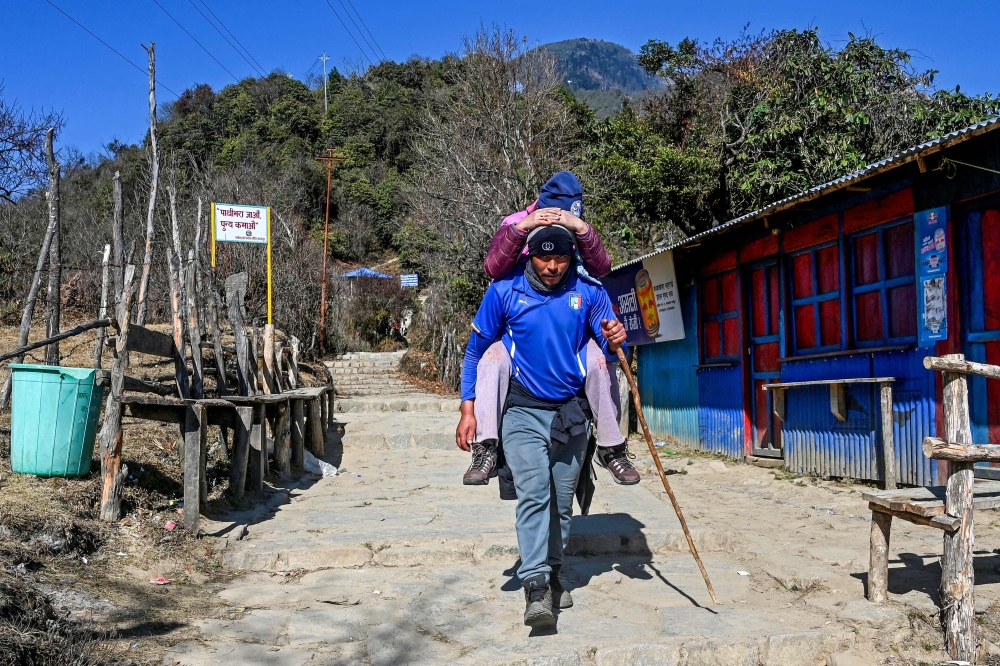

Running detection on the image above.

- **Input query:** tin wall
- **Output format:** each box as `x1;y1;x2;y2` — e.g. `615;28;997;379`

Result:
638;286;700;448
781;349;937;484
697;364;745;459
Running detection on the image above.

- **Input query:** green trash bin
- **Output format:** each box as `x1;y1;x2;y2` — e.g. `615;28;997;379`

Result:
9;364;105;477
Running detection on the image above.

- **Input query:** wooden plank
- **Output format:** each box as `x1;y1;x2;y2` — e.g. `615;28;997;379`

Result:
93;244;111;369
307;397;324;457
263;324;279;394
123;375;175;396
321;392;329;433
183;404;204;533
327;389;335;430
290;398;305;470
126;324;176;358
123;402;185;424
282;387;327;399
923;437;1000;461
881;382;896;491
772;387;785;421
868;510;891;603
830;383;847;422
925;354;1000;381
941;353;976;661
763;377;896;389
230;406;251;500
274;401;291;477
186;251;204;399
249;404;265;493
869;504;960;531
220;393;291;405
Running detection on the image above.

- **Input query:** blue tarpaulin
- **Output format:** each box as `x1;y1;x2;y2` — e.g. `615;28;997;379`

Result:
341;268;393;279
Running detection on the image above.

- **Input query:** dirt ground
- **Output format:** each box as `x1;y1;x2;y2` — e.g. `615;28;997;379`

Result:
0;319;286;665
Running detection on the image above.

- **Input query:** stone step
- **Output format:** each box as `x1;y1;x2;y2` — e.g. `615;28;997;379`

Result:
335;397;460;413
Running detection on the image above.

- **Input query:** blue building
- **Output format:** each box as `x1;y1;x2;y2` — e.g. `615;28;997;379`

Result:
609;118;1000;486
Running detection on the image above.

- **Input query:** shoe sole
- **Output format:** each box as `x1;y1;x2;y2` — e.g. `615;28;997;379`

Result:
463;477;489;486
524;607;555;629
594;458;641;486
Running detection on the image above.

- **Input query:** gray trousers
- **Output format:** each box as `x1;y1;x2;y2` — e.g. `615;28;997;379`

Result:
501;405;588;585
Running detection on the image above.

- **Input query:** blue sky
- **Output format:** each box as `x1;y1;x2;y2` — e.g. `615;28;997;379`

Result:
4;0;997;155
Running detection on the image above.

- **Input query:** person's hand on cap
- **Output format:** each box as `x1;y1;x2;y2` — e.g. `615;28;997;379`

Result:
516;207;561;232
557;210;589;235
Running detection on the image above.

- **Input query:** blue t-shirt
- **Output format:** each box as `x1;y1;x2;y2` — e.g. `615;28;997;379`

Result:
461;266;623;402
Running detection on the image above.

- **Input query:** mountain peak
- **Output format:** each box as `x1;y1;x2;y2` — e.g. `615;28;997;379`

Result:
539;38;664;93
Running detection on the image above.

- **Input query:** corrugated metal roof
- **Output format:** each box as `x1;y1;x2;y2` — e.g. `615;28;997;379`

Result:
613;115;1000;271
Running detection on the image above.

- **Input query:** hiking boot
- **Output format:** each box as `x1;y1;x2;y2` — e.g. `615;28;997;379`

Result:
551;565;573;609
595;443;641;485
463;440;497;485
522;576;555;629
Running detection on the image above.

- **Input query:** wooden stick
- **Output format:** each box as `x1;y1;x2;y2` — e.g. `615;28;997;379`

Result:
186;250;204;398
136;42;158;325
880;382;896;490
0;319;113;363
44;128;61;366
923;436;1000;461
615;347;719;604
111;171;124;305
925;354;1000;381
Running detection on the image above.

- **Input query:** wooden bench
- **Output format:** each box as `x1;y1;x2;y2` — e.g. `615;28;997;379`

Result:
863;353;1000;662
763;376;897;489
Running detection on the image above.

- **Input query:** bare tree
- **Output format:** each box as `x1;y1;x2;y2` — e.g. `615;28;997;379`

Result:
137;42;160;325
409;26;584;281
0;84;63;203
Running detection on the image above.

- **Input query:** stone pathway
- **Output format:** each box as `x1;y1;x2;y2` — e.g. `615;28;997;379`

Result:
162;370;1000;665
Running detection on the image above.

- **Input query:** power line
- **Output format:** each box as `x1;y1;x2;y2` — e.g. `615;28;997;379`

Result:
321;0;374;69
185;0;266;77
149;0;240;82
195;0;269;77
343;0;388;62
44;0;181;98
336;0;380;63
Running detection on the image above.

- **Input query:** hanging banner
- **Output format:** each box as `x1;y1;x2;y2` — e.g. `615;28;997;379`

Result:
211;202;273;324
601;250;685;346
915;206;949;346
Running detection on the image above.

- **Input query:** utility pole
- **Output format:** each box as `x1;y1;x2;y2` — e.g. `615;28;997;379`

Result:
314;149;345;354
319;52;330;114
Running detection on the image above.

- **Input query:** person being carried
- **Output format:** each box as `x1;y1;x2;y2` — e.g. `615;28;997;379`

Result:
458;171;640;488
458;224;627;629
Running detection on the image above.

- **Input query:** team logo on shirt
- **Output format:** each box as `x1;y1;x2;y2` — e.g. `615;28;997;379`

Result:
568;293;583;310
571;200;582;217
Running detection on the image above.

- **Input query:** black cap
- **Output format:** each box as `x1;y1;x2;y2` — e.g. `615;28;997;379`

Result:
527;225;575;257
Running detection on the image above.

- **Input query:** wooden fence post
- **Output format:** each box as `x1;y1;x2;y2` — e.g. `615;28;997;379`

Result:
307;397;324;457
99;266;137;522
44;128;61;366
186;250;204;398
275;401;291;477
136;42;158;325
880;382;896;490
249;404;266;493
941;353;976;661
290;398;305;470
183;403;205;532
231;406;252;500
868;510;892;603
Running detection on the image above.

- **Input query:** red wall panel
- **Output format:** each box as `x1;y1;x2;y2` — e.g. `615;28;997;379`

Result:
702;250;737;276
843;188;914;234
853;233;880;285
794;304;816;349
741;235;779;263
983;210;1000;330
784;214;838;253
819;299;841;347
816;245;840;293
855;292;883;341
791;253;813;298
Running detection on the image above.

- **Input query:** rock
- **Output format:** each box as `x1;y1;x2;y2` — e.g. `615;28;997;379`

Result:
836;600;906;630
373;540;475;567
827;651;878;666
708;461;728;473
762;631;854;665
594;643;680;666
234;524;248;541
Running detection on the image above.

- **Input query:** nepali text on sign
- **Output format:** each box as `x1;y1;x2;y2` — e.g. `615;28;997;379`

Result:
214;203;269;245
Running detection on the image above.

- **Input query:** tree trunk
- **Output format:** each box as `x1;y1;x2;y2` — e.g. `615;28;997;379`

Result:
186;250;203;398
167;247;191;399
93;245;111;368
136;42;159;325
99;266;137;522
0;129;61;409
44;129;61;365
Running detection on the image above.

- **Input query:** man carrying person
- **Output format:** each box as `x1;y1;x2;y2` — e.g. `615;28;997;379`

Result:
457;221;627;629
459;171;640;489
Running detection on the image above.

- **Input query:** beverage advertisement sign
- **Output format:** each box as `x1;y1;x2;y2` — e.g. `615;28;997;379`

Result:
601;250;685;346
914;206;949;346
213;203;269;244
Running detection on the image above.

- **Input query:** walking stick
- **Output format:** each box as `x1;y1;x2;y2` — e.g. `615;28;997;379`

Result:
616;347;719;604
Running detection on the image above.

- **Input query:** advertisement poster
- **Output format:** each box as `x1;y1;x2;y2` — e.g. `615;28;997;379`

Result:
915;206;949;346
601;250;684;346
213;203;269;244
